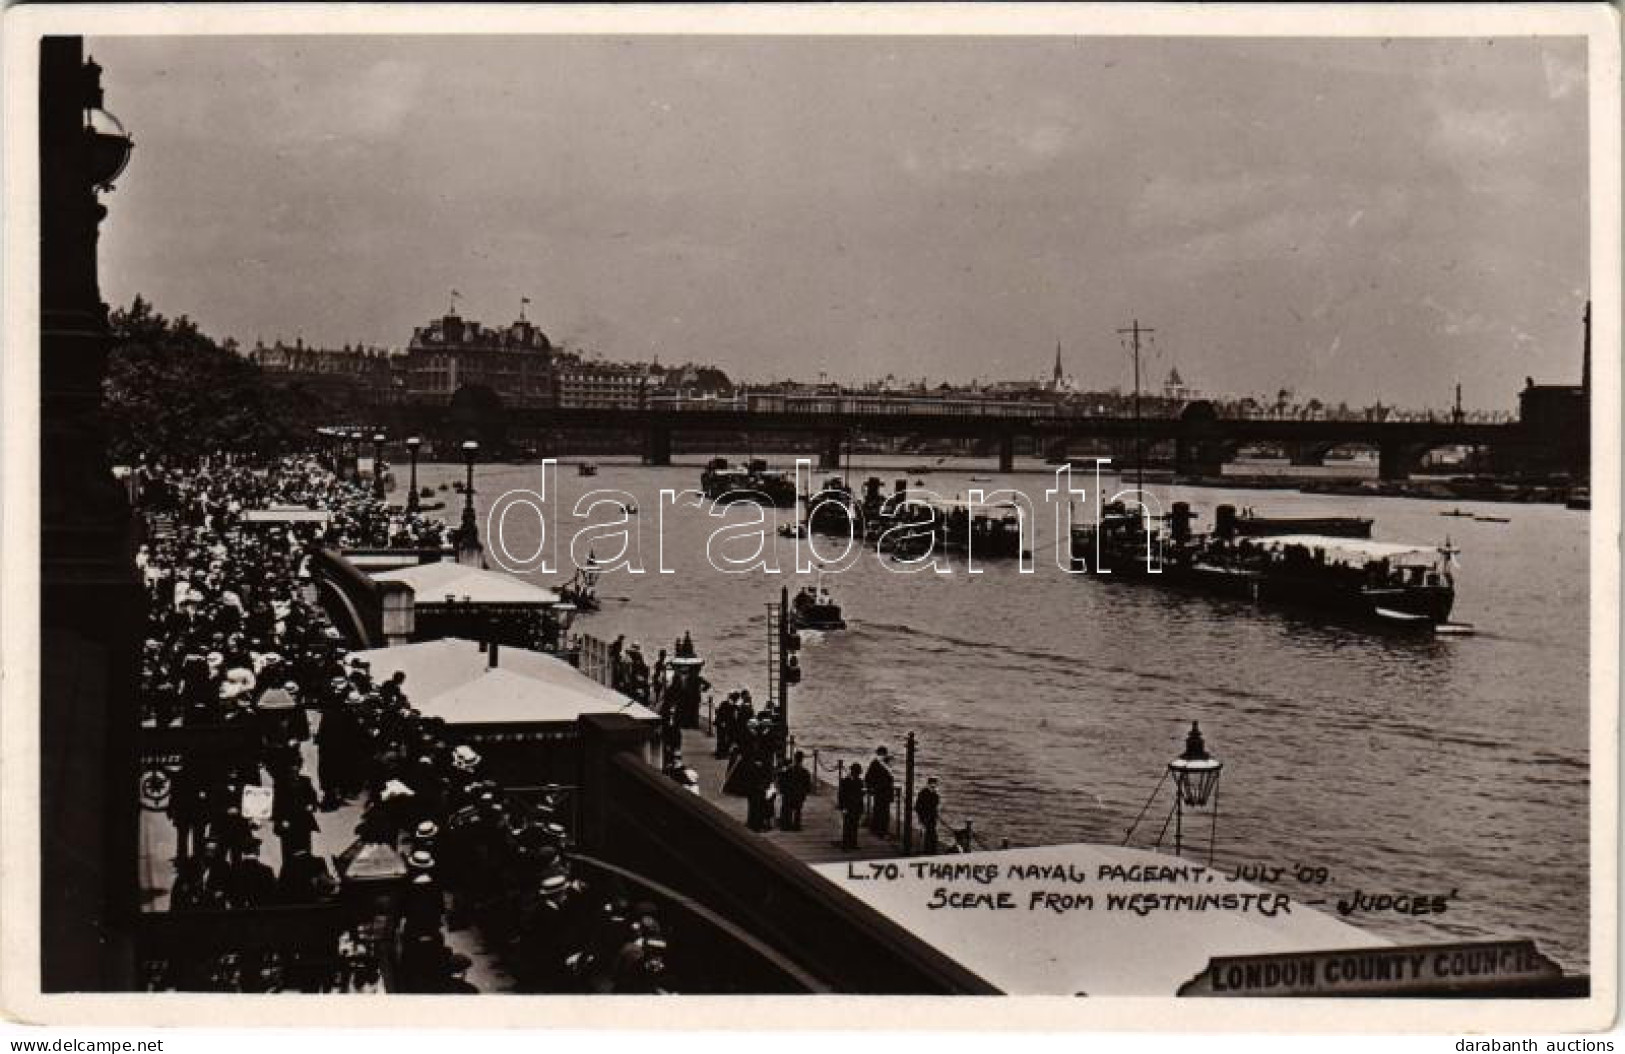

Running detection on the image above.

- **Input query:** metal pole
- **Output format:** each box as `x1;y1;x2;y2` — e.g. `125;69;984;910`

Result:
406;439;420;514
1207;780;1221;867
372;434;386;500
902;732;916;855
778;584;790;761
1173;794;1183;858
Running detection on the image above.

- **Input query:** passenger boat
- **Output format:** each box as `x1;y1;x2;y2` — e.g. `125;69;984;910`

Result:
578;462;599;477
1440;509;1474;518
700;457;798;507
1231;508;1373;539
1070;501;1457;628
1566;485;1591;511
790;578;846;631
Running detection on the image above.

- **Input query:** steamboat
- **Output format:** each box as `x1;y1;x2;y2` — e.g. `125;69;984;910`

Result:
801;476;1030;560
1069;501;1457;627
700;457;798;507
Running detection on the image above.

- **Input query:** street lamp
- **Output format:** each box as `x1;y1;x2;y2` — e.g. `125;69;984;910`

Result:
83;97;134;191
457;440;481;562
405;436;422;514
372;433;387;500
349;431;364;482
1167;722;1223;862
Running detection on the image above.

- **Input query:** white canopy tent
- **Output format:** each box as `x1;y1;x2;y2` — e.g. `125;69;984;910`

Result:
369;561;561;606
349;637;656;727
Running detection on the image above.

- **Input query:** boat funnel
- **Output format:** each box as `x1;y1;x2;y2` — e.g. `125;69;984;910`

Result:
1215;504;1237;541
1170;502;1194;543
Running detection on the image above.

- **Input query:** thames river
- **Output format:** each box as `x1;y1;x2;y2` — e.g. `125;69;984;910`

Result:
415;455;1590;972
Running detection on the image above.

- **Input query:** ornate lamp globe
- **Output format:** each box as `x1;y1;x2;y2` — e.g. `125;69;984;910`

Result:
83;104;133;190
461;439;479;460
405;436;421;451
1168;721;1222;808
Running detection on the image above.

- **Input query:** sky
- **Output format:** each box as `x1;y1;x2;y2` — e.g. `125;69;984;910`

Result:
92;34;1590;410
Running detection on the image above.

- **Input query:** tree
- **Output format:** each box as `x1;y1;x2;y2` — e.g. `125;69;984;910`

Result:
103;296;316;461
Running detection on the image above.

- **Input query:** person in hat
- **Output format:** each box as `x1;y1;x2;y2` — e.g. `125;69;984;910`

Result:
442;952;478;994
402;864;443;938
713;693;737;758
778;751;812;831
228;845;278;909
914;775;942;855
412;819;440;857
314;689;359;809
838;763;866;851
865;746;895;837
272;756;320;861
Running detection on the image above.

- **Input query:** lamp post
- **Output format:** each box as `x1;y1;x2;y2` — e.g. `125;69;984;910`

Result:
349;430;364;482
405;436;422;514
457;439;482;566
1167;721;1223;863
371;432;386;500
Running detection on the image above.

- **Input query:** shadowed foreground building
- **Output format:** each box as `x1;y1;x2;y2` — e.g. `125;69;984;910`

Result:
39;34;142;991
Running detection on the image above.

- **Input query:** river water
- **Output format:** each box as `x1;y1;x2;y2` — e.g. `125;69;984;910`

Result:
412;454;1590;971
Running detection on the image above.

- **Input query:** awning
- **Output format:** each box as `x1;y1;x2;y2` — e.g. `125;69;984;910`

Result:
349;637;656;727
814;843;1388;995
241;508;330;525
370;560;561;606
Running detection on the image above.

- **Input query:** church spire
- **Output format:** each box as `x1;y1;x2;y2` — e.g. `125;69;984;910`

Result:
1052;341;1064;389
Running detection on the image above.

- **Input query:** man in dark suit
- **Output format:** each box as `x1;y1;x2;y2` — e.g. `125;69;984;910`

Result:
914;776;942;855
778;752;812;831
864;747;894;837
837;763;865;851
229;846;279;908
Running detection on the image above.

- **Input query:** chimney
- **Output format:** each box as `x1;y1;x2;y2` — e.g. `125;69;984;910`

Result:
488;639;500;669
1583;299;1591;395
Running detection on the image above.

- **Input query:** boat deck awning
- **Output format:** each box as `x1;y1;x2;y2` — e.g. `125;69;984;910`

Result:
1252;535;1443;565
370;560;561;606
814;843;1388;995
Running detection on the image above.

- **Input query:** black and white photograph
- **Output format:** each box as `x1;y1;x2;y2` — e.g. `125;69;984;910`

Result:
4;2;1619;1033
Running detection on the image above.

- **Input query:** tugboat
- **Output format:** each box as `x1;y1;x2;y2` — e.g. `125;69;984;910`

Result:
791;578;846;631
1070;501;1457;628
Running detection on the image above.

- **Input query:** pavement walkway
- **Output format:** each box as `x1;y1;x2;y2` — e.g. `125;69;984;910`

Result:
677;726;905;864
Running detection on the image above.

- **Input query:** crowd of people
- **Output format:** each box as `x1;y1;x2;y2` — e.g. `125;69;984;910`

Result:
133;454;675;994
127;448;983;994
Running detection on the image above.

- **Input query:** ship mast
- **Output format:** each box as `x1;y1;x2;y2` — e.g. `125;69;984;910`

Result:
1117;319;1153;499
